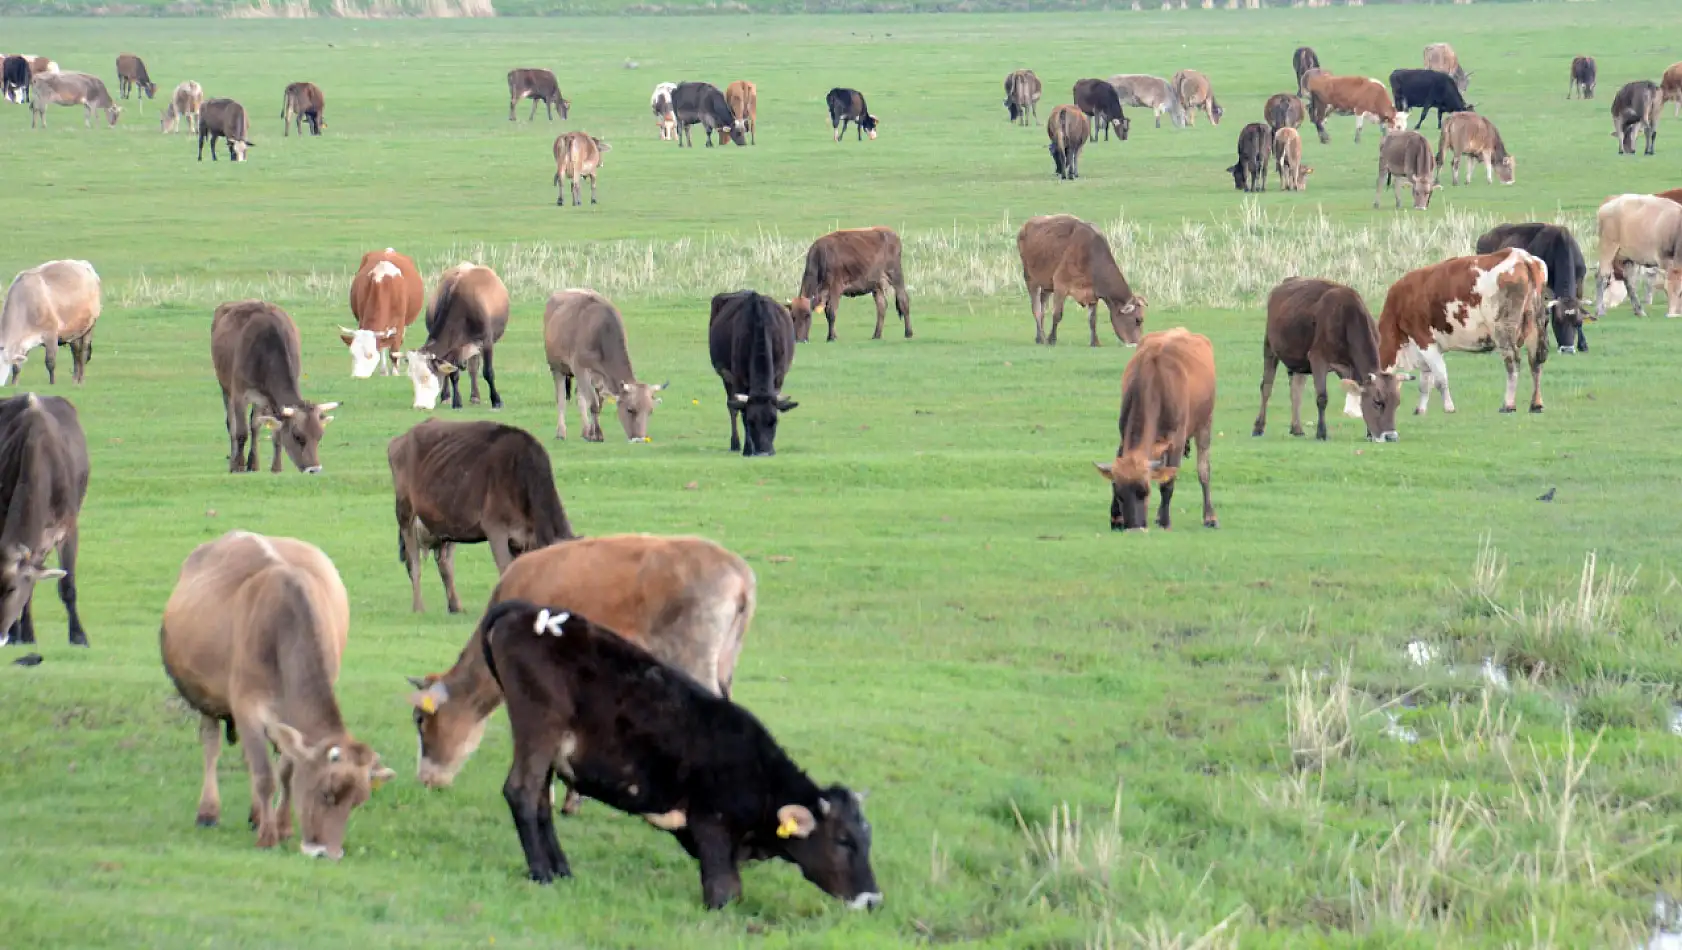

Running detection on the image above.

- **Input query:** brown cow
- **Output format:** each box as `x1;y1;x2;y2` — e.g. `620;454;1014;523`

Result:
404;534;756;793
1293;47;1320;98
0;259;100;386
725;80;757;145
1046;103;1089;180
1657;188;1682;205
1306;73;1404;144
281;81;325;136
160;531;395;857
198;98;252;162
1255;278;1401;442
1093;328;1217;532
552;132;610;206
1272;126;1312;191
1662;62;1682;117
544;289;667;442
1375;130;1439;210
1265;92;1305;131
29;72;120;129
0;393;89;648
1017;214;1147;347
508;68;568;122
160;80;202;134
1005;69;1041;125
1171;69;1223;126
1423;42;1470;92
787;228;911;343
1594;194;1682;318
1436;112;1515;185
408;263;510;411
211;300;339;474
1568;56;1596;99
115;53;155;104
1377;248;1549;415
340;249;424;378
1611;81;1661;155
387;418;575;613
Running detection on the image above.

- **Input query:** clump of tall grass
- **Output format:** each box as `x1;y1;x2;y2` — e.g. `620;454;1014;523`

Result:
1286;662;1356;773
1011;780;1132;903
1495;551;1638;681
1088;907;1247;950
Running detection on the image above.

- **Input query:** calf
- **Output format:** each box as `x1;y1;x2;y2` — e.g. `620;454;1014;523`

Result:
406;533;756;791
1377;248;1549;415
1423;42;1470;92
211;300;339;474
341;248;424;378
388;418;575;614
29;72;121;129
826;87;878;142
1;56;28;104
1389;68;1473;129
1005;69;1041;125
1254;278;1401;442
1662;62;1682;116
198;98;253;162
1017;214;1147;347
672;82;744;147
1476;224;1590;353
787;227;911;343
508;68;568;122
281;81;325;136
1306;73;1404;144
1375;130;1439;211
1045;104;1089;180
1172;69;1223;126
1265;92;1305;131
1612;81;1661;155
651;82;677;140
709;291;797;457
160;80;203;134
544;289;667;442
1593;194;1682;318
0;393;89;648
115;53;156;104
1073;78;1130;141
1227;122;1271;192
160;531;394;857
725;80;757;145
1568;56;1596;99
553;132;610;206
1293;46;1321;98
1436;112;1513;185
0;259;101;386
1109;74;1180;129
1272;126;1311;191
1093;328;1217;532
408;263;510;411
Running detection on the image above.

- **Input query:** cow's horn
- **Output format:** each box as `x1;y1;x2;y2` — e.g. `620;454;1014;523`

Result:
338;325;357;335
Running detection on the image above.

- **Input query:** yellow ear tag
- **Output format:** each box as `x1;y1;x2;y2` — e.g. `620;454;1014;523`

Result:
776;816;799;838
419;695;437;714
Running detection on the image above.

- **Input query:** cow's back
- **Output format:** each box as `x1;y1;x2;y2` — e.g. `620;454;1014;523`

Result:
211;300;300;392
1;260;99;344
1120;329;1216;453
1599;195;1682;255
544;289;624;371
352;249;423;327
708;291;792;392
202;98;246;138
1017;214;1085;285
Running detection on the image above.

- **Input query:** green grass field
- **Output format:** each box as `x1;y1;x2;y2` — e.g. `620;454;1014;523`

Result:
3;5;1682;948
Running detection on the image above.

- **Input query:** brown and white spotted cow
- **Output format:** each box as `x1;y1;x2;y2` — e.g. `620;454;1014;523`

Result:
1306;72;1405;144
341;249;424;378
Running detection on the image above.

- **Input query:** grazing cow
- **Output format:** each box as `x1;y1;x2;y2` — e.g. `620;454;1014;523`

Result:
826;87;878;142
1272;126;1312;191
1662;63;1682;116
1228;122;1272;192
198;98;252;162
709;291;796;457
1073;78;1130;141
1436;112;1514;185
341;249;424;378
543;290;667;442
671;82;745;147
2;56;29;104
1477;224;1590;353
1306;73;1404;144
1045;104;1089;180
1005;69;1041;125
160;531;395;857
553;132;610;206
1612;81;1661;155
1171;69;1223;126
1593;194;1682;318
1017;214;1147;347
1378;248;1549;415
1093;329;1217;532
281;81;325;136
508;68;568;122
211;301;339;474
115;53;156;104
28;73;121;129
1423;42;1470;92
388;418;575;614
1568;56;1596;99
406;533;756;791
1254;278;1401;442
160;80;203;134
1109;74;1180;129
725;80;757;145
0;394;89;648
0;260;100;386
480;599;880;911
1264;92;1305;131
1389;68;1473;129
787;228;911;344
408;264;509;411
1375;130;1439;211
651;82;677;140
1292;47;1321;98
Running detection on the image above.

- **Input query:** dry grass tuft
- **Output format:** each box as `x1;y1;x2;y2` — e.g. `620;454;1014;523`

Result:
1286;662;1356;773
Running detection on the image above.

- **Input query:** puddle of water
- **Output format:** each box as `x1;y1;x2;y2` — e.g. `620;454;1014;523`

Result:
1480;657;1510;691
1383;710;1419;745
1650;896;1682;950
1671;708;1682;738
1406;640;1436;667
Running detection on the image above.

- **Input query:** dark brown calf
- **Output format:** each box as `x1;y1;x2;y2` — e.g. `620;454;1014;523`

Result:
1254;278;1402;442
787;228;911;343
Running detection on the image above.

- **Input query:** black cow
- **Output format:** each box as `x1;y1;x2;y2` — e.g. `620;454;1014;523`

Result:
1227;122;1272;192
826;87;878;142
707;291;796;457
1072;78;1130;141
480;599;881;910
670;81;743;148
0;394;88;648
1388;68;1473;129
1476;224;1590;353
1568;56;1596;99
3;56;32;104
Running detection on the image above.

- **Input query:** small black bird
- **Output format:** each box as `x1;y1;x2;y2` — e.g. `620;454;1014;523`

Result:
1537;487;1556;502
13;653;43;667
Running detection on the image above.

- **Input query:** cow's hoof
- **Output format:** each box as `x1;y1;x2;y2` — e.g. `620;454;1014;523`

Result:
196;814;218;828
1251;428;1264;437
1499;406;1515;414
1204;518;1219;529
1530;405;1545;414
1289;429;1305;438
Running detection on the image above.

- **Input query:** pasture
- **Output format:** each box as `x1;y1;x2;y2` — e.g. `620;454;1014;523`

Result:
3;4;1682;947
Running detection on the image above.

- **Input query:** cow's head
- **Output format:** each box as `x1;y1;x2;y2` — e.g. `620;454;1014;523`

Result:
406;675;487;789
229;138;254;162
788;297;816;343
1093;455;1160;531
266;723;394;860
724;120;747;146
1105;295;1147;346
613;380;667;442
1385;111;1407;132
1548;298;1587;353
406;351;457;410
104;105;122;127
1113;114;1131;141
1300;165;1315;188
257;401;337;473
1209;100;1225;125
1408;175;1439;210
141;80;157;98
556;96;571;120
1495;155;1515;185
1226;162;1247;190
769;788;881;910
340;326;396;378
733;391;797;457
159;108;177;133
0;544;65;640
861;114;879;140
1341;372;1402;441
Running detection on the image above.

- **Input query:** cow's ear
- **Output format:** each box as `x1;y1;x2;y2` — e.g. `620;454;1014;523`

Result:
776;804;817;839
410;682;449;714
1340;378;1363;395
267;722;308;761
338;331;356;346
1093;461;1115;480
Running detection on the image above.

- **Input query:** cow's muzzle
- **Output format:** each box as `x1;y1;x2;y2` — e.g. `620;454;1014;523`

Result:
304;465;323;475
848;892;883;911
1560;345;1577;354
300;842;342;860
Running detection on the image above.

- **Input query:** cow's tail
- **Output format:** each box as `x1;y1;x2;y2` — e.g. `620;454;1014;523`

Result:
429;270;460;329
518;436;576;546
564;375;573;400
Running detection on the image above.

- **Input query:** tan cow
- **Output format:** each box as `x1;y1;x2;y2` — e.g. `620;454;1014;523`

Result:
1092;328;1217;532
1594;194;1682;318
1171;69;1223;126
1273;127;1311;191
29;72;121;129
544;289;667;442
160;80;203;134
340;249;424;378
725;80;757;145
1017;214;1147;347
1436;112;1514;185
160;531;394;858
1423;42;1470;92
0;260;100;386
1109;74;1180;129
404;534;757;793
552;132;610;207
1662;62;1682;117
1375;130;1439;210
1306;72;1404;144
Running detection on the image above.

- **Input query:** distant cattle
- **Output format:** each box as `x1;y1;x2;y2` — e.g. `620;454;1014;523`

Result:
388;418;575;613
708;291;797;457
1004;69;1041;125
787;228;912;343
1389;68;1473;129
160;531;395;857
29;72;121;129
1255;278;1401;442
651;82;677;140
672;81;744;147
1272;127;1311;191
1476;224;1590;353
1375;130;1439;211
1;56;29;104
553;132;610;206
1436;112;1514;185
1594;194;1682;318
1228;122;1272;192
408;263;510;410
1306;73;1404;144
507;68;568;122
0;393;89;648
115;53;155;104
1568;56;1596;99
543;289;667;442
480;599;880;910
1292;46;1320;98
1423;42;1470;92
725;80;757;145
211;300;339;473
1017;214;1147;347
1264;92;1304;131
826;87;878;142
1073;78;1130;141
407;533;756;790
1171;69;1223;126
1612;81;1661;155
198;98;252;162
1108;74;1180;129
1045;104;1089;180
281;81;325;136
1093;328;1217;532
341;248;424;378
1377;248;1549;415
1661;62;1682;116
160;80;202;134
0;260;101;386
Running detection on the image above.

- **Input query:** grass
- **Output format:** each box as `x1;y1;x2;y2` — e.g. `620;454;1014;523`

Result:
3;4;1682;947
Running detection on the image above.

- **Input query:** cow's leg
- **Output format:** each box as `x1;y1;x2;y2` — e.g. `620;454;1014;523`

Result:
553;372;569;439
723;381;741;452
1253;344;1280;436
560;786;583;816
1624;261;1648;318
41;336;57;385
488;531;516;574
534;774;569;872
481;347;501;410
824;291;840;342
871;287;887;340
1421;344;1453;413
692;819;744;909
588;173;597;205
1353;113;1364;143
1196;425;1217;528
245;405;262;471
1374;164;1388;210
224;395;245;473
1087;302;1102;347
237;715;280;848
1030;288;1047;344
448;367;464;409
11;596;34;645
1047;295;1066;346
509;96;517;122
275;755;296;841
1287;373;1307;437
437;543;462;614
1310;361;1332;440
503;755;570;883
57;529;85;646
405;521;426;613
269;426;284;474
528;98;539;121
1528;333;1548;413
1155;476;1176;531
893;276;913;338
195;715;223;827
1499;346;1520;413
578;378;603;442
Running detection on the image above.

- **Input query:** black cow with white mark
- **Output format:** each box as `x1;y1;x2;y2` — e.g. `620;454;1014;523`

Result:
708;291;796;457
1388;68;1473;129
670;82;744;148
826;88;878;142
1476;223;1591;353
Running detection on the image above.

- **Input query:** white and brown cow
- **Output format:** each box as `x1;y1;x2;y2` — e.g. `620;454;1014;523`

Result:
1593;194;1682;318
0;260;101;386
341;249;424;377
1306;73;1405;144
651;81;677;140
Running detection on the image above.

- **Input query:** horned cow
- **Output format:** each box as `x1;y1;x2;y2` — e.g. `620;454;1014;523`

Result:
408;264;510;411
210;300;340;474
543;289;668;442
198;98;253;162
0;393;90;648
787;228;912;344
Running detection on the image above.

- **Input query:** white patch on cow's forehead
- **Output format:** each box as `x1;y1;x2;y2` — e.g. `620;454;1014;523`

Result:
370;261;401;282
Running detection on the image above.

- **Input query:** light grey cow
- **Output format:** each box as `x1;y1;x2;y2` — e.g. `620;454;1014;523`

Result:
161;80;203;134
542;289;667;442
0;260;102;386
29;72;121;128
1108;74;1182;128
